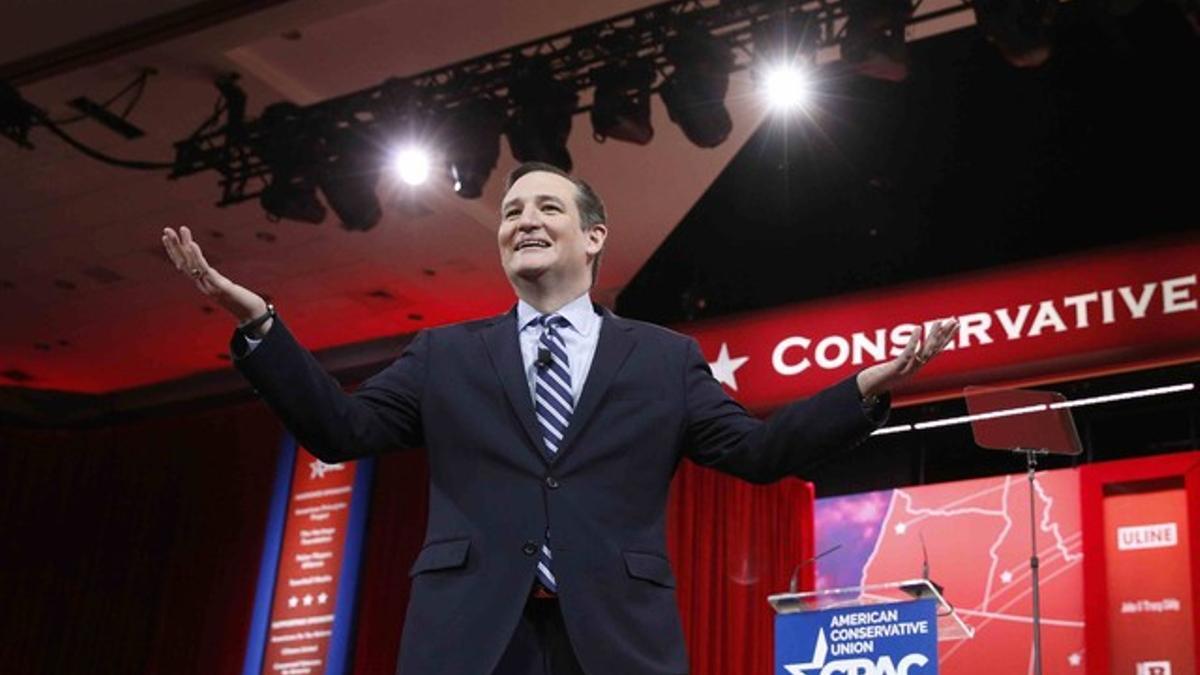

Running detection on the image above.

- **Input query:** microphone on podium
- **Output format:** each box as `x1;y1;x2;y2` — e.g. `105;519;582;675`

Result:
536;347;553;369
901;531;945;599
788;543;843;594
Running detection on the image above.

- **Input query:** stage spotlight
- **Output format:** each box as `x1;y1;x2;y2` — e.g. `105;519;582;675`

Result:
971;0;1054;68
1;80;38;149
390;146;432;186
319;133;383;231
660;27;735;148
841;0;914;82
762;64;812;110
444;98;505;198
752;10;819;63
257;102;327;224
590;60;655;145
752;10;818;110
506;61;578;171
260;176;326;224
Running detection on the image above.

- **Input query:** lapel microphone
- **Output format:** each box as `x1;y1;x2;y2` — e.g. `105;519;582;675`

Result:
536;347;553;369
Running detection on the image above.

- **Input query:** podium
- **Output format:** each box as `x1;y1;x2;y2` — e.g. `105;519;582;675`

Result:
767;580;973;674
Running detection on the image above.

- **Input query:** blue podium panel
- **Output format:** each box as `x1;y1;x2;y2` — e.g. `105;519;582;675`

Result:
776;598;938;675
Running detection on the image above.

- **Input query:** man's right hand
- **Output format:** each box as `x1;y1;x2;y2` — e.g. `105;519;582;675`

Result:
162;226;273;332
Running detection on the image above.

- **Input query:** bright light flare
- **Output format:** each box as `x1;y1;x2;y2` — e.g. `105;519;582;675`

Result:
762;64;812;111
390;146;432;186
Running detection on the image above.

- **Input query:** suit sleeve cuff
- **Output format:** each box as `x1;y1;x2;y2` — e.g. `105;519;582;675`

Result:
230;319;276;361
859;390;891;427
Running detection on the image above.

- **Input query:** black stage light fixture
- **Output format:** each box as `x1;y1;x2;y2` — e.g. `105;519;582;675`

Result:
444;98;505;198
256;102;326;224
590;60;655;145
751;10;819;63
260;176;326;224
841;0;914;82
319;131;383;231
506;60;579;171
1;80;42;149
972;0;1055;68
660;27;735;148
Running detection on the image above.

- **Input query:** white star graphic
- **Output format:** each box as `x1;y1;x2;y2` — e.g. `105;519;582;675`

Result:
309;459;329;479
317;592;329;605
287;596;298;608
708;343;749;391
894;522;907;535
1000;570;1013;584
303;594;314;606
783;628;828;674
1067;652;1082;667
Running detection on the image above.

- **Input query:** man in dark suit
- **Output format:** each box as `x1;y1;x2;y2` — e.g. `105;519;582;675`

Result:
162;162;957;675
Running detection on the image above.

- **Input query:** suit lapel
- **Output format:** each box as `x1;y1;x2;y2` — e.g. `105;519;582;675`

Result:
552;307;636;464
481;308;547;464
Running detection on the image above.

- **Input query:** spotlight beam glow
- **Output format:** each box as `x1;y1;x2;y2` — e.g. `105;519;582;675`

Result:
763;63;812;110
391;147;431;186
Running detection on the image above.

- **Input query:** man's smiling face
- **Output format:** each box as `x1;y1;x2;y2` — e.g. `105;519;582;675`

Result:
498;170;604;289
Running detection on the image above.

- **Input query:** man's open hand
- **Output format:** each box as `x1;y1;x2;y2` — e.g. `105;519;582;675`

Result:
162;225;268;322
856;319;959;398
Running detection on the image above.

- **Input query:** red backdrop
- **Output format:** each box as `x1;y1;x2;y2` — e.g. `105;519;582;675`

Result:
0;401;280;674
2;399;813;675
1081;451;1200;675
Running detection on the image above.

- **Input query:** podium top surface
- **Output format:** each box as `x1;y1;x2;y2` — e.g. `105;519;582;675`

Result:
767;578;975;642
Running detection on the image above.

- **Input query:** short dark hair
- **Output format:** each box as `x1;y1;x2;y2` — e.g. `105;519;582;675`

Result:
504;161;606;285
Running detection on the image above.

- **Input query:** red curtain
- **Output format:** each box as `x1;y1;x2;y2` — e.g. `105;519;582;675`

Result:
0;401;282;674
2;405;811;675
350;449;429;674
668;462;815;675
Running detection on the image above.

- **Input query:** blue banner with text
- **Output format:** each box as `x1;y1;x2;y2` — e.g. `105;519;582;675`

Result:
776;598;938;675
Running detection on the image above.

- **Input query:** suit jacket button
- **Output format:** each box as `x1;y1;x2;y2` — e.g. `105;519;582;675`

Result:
522;541;538;556
545;476;560;489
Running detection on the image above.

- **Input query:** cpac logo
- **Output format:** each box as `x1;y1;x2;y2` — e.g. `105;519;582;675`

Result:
1137;661;1171;675
309;458;345;479
784;629;931;675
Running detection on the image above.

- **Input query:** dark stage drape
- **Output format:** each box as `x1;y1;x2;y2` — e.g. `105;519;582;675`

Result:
1;401;282;674
2;400;811;675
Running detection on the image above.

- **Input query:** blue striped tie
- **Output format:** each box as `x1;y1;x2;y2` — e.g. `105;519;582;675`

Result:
534;314;572;592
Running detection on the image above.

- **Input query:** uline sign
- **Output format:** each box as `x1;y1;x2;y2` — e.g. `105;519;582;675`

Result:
1117;523;1179;551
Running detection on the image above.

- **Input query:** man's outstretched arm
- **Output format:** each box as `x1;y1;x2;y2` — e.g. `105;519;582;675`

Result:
162;225;426;462
683;320;958;483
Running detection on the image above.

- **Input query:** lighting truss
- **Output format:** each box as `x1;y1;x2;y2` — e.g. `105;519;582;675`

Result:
169;0;974;207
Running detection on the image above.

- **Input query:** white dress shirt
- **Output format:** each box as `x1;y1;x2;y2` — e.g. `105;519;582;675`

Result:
517;292;602;405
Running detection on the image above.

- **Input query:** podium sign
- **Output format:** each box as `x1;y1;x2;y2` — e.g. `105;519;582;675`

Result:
776;598;939;675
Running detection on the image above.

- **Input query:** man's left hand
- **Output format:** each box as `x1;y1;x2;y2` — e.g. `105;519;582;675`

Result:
856;319;960;399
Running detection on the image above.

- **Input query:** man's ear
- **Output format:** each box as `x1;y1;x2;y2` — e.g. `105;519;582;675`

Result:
586;223;607;255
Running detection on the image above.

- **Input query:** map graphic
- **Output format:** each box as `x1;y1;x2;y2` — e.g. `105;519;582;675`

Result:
814;468;1084;674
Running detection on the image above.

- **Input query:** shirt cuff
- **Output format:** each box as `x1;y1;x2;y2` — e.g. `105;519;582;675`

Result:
230;331;264;360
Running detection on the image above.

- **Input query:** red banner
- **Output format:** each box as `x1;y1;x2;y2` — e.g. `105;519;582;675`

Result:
1104;485;1197;675
685;236;1200;409
260;448;358;675
1081;451;1200;675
